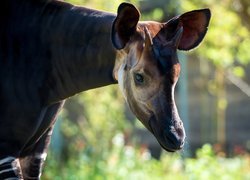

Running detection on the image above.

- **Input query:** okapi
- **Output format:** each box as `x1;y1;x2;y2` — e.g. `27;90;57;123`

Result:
0;0;211;179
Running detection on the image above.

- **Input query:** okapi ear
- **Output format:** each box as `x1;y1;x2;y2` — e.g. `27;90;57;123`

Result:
164;9;211;50
112;3;140;50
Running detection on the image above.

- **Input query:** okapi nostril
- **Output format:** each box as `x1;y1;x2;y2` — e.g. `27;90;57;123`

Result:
176;127;185;139
173;121;186;138
164;127;185;149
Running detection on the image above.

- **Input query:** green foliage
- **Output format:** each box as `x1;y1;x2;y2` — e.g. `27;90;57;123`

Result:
185;144;250;180
232;66;245;78
43;144;250;180
55;85;129;162
181;0;250;77
65;0;129;13
142;8;164;21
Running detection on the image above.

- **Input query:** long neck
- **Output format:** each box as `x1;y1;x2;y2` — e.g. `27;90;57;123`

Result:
38;1;118;104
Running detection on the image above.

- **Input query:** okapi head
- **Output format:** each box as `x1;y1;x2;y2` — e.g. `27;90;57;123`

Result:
112;3;210;152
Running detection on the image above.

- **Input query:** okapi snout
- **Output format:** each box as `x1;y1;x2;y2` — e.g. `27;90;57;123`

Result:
149;109;186;152
163;122;185;151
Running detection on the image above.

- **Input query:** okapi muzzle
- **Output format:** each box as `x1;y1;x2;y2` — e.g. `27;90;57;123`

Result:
112;3;211;152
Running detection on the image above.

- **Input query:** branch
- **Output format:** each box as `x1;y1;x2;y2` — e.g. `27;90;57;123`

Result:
226;71;250;97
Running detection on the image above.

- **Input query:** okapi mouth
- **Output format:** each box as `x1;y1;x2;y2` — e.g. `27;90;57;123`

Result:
148;116;185;152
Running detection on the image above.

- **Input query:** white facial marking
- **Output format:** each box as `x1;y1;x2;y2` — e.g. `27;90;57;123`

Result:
117;63;127;101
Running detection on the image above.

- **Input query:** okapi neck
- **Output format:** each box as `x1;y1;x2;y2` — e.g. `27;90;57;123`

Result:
40;2;118;104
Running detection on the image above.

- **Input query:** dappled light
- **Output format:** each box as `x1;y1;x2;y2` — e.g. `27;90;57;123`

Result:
1;0;248;179
40;0;250;179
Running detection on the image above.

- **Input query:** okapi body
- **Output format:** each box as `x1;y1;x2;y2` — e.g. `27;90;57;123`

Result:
0;0;210;179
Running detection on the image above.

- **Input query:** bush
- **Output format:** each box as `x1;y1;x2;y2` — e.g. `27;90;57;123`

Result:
43;142;250;180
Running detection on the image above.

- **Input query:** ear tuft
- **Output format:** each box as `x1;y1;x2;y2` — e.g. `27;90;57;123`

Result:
112;3;140;50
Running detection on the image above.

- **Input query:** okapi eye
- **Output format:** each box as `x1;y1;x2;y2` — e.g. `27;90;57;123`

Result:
134;73;144;84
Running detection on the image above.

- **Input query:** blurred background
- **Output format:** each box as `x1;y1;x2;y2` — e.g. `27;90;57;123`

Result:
43;0;250;179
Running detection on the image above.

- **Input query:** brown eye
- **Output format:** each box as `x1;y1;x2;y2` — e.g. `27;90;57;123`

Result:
134;73;144;84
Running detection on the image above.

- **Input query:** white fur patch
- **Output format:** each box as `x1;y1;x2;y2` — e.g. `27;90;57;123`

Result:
35;153;47;161
0;157;22;179
0;157;15;165
117;63;127;101
0;167;17;174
